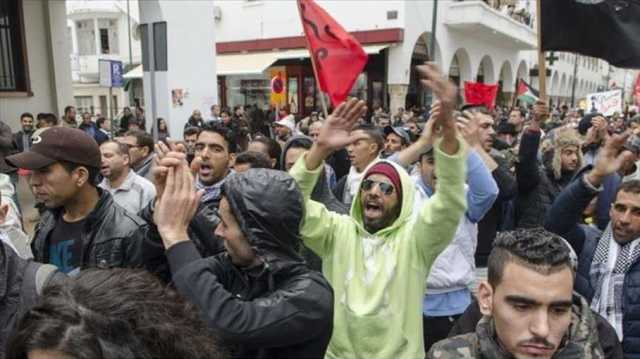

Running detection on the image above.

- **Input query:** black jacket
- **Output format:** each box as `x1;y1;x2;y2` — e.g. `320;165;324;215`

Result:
166;169;334;359
12;130;33;153
0;121;15;174
32;189;165;277
515;129;575;228
545;175;640;358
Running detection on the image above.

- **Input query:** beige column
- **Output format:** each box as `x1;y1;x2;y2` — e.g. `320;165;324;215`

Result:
388;84;408;113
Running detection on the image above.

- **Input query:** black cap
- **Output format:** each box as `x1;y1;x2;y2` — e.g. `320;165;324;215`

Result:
6;127;101;170
383;126;411;145
497;122;518;135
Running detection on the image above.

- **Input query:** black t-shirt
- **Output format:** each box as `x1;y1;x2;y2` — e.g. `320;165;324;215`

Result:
48;216;85;274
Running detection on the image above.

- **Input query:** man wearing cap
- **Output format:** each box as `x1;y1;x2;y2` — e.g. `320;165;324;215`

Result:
5;127;160;276
621;134;640;182
383;126;411;158
274;114;296;147
289;63;467;359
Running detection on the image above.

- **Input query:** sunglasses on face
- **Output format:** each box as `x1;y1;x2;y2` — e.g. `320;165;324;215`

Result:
361;179;395;196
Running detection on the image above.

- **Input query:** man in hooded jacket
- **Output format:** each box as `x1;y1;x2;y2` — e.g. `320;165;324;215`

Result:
152;158;334;359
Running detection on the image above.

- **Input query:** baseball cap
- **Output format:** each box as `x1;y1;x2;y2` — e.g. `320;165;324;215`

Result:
383;126;411;145
274;115;296;133
6;127;101;170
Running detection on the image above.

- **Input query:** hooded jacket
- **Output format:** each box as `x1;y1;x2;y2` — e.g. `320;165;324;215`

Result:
289;138;467;359
429;294;606;358
166;169;334;359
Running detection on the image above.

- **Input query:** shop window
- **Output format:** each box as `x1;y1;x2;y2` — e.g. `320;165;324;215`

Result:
75;96;94;115
225;75;270;109
303;77;316;111
288;77;298;114
348;73;367;102
0;0;29;92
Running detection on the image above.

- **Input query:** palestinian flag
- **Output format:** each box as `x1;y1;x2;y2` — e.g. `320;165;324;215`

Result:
517;79;540;104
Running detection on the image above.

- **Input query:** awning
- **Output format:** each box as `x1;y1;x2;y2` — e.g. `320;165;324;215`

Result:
216;44;392;76
123;65;143;79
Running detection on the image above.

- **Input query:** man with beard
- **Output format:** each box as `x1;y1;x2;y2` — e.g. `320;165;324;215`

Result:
289;63;467;359
13;113;35;153
183;126;199;165
99;141;155;214
120;130;155;182
545;131;640;357
61;106;77;128
516;108;583;228
429;228;606;359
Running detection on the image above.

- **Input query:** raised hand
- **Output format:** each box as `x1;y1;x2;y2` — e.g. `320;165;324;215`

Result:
531;101;549;127
153;141;185;202
316;98;367;152
587;131;634;186
457;110;482;148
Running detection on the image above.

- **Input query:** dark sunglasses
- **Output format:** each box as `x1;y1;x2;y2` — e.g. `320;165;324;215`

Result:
361;179;395;196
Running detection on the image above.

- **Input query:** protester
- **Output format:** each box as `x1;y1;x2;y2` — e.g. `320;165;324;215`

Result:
119;106;135;133
508;107;527;135
36;113;58;129
13;112;34;153
157;117;170;142
0;242;63;358
383;126;411;157
5;127;161;275
185;109;205;129
233;151;272;172
208;104;221;123
580;113;609;166
333;123;384;206
429;228;607;359
274;114;296;146
135;107;146;130
99;141;156;214
183;126;200;165
516;104;582;228
248;135;281;169
309;120;323;142
192;122;235;209
0;175;31;258
496;121;518;148
61;105;77;128
79;112;97;138
289;63;466;358
151;153;334;358
221;110;232;127
95;116;111;145
120;130;155;182
545;132;640;357
0;119;17;191
7;269;223;359
308;120;351;182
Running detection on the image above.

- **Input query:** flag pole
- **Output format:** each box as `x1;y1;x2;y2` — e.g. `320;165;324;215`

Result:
511;78;519;109
296;0;330;120
536;0;548;103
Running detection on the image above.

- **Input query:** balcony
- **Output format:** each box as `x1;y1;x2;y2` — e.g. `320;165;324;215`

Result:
444;1;537;50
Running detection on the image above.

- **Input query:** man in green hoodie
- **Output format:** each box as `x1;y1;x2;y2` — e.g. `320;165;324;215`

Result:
289;63;467;359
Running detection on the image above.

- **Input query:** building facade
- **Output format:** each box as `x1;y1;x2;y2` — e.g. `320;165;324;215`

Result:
1;0;73;130
66;0;142;120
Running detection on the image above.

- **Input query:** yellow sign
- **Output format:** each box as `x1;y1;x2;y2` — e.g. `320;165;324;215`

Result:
269;67;287;107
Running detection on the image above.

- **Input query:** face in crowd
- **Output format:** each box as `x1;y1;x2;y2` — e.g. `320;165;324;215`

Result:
30;163;92;209
20;114;34;132
194;130;233;185
360;173;401;234
478;248;574;359
119;136;150;168
610;184;640;244
215;197;258;267
509;110;525;131
308;121;323;142
476;112;496;153
384;133;406;155
100;142;130;181
559;146;580;172
418;152;436;190
346;129;380;173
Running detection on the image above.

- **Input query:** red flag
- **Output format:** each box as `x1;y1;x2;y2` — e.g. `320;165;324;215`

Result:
297;0;368;107
634;73;640;106
464;82;499;110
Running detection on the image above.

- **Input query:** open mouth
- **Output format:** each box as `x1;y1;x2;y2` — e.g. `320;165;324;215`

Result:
199;164;213;177
364;201;383;217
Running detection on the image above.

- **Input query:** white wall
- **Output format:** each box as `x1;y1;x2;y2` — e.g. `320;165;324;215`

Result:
0;0;73;131
139;0;218;138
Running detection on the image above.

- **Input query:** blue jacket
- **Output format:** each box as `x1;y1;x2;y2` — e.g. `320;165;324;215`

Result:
545;175;640;358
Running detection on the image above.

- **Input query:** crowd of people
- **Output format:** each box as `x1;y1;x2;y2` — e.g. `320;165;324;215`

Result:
1;61;640;359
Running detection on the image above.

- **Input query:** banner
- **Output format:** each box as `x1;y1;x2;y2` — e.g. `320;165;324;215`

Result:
585;89;623;116
464;82;499;110
269;68;287;107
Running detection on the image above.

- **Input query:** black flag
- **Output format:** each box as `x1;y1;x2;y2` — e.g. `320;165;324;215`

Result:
540;0;640;69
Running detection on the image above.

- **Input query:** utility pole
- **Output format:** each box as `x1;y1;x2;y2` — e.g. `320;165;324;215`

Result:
127;0;133;67
429;0;438;61
570;54;579;107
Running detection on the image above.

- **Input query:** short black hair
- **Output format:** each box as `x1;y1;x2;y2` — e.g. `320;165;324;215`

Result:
64;106;75;115
20;112;33;120
235;151;272;169
488;228;573;288
510;107;526;118
124;130;154;154
287;137;313;151
616;180;640;197
251;135;282;163
59;161;101;187
199;122;237;153
183;126;200;138
96;117;107;128
352;124;384;153
100;140;130;157
42;113;58;126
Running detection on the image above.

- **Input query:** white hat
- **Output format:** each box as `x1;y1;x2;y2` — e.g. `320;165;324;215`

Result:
274;115;296;133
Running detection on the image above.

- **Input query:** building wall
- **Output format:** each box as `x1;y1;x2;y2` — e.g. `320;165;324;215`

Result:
0;0;73;131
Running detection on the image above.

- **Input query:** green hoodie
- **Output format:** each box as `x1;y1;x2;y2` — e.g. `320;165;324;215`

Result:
289;138;467;359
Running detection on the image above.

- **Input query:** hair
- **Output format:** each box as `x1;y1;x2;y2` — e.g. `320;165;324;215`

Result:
157;118;169;133
199;122;237;153
287;137;313;151
234;151;273;169
352;124;384;153
124;130;154;154
96;117;108;128
183;126;200;138
487;228;573;288
251;135;282;163
220;110;231;117
101;140;130;158
7;269;223;359
42;113;58;126
64;106;75;116
59;161;101;187
616;180;640;197
510;107;526;118
20;112;33;120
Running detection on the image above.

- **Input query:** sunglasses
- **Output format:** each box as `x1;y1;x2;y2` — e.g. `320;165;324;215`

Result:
361;179;395;196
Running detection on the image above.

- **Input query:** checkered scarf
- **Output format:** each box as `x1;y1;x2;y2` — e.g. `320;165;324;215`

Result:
195;170;233;205
590;224;640;340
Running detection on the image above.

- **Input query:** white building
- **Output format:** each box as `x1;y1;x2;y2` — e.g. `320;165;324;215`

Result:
0;0;73;130
211;0;631;115
66;0;142;119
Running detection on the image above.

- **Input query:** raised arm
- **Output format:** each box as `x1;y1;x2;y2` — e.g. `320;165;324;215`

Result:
516;101;548;194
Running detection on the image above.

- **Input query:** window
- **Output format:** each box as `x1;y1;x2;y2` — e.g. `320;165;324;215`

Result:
153;22;167;71
75;96;94;115
98;19;118;54
77;20;96;56
0;0;29;92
